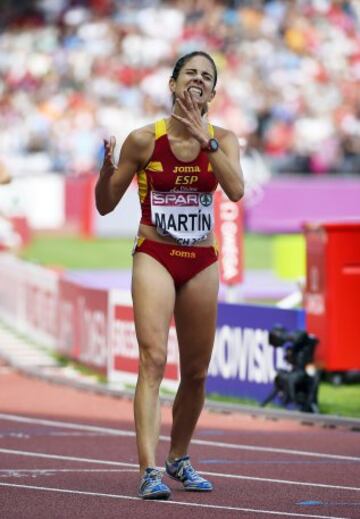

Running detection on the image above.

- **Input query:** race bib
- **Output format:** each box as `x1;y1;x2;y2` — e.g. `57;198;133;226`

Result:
151;191;214;245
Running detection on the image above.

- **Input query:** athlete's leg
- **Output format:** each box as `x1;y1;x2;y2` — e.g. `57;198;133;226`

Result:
132;252;176;473
169;262;219;459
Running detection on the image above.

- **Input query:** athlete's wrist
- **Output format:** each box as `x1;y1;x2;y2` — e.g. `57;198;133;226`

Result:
201;138;219;153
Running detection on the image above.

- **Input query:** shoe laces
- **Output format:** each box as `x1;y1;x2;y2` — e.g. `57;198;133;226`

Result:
144;468;163;484
178;459;200;480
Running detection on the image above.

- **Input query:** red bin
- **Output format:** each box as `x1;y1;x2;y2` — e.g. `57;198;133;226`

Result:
304;221;360;372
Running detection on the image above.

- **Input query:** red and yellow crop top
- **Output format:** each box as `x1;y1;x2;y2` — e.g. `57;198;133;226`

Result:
137;119;218;246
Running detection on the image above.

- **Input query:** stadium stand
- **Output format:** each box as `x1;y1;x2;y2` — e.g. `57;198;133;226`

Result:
0;0;359;178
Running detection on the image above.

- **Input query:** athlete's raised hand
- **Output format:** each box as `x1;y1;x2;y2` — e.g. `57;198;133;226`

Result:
100;136;117;178
171;91;209;148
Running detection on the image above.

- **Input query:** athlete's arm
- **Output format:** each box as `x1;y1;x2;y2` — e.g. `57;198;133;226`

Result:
206;129;244;202
95;128;153;215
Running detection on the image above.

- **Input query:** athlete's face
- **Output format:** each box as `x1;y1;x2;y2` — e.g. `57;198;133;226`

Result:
170;55;216;109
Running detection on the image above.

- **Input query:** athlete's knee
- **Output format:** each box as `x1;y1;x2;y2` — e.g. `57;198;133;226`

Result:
139;346;167;381
181;365;208;386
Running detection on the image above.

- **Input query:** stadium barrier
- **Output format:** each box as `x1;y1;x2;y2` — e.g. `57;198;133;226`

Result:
108;290;180;392
0;254;59;348
57;279;109;373
0;254;306;402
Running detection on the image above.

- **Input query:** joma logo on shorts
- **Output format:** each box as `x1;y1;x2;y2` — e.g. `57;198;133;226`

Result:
170;249;196;259
173;166;201;173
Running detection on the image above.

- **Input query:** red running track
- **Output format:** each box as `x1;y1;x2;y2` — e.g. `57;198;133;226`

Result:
0;362;359;519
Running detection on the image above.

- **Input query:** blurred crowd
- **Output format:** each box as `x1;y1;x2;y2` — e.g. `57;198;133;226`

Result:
0;0;359;177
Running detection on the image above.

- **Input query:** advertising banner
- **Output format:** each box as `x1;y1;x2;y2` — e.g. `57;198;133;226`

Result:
108;290;179;391
0;254;25;326
109;291;305;402
23;265;59;347
246;177;360;233
214;190;244;285
58;279;108;371
0;255;308;404
207;303;306;402
0;254;59;347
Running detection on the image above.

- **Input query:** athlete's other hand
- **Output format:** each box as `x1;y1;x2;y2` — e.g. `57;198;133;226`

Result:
171;91;209;148
100;136;117;178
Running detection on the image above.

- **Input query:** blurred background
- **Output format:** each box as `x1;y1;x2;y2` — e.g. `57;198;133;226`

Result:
0;0;359;178
0;0;359;413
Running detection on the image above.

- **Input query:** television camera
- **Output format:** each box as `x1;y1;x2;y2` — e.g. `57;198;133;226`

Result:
261;324;320;413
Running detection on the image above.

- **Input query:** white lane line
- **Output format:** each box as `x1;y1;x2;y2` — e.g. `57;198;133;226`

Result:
0;469;138;474
0;448;136;467
0;468;139;478
0;413;359;462
0;449;359;493
0;482;350;519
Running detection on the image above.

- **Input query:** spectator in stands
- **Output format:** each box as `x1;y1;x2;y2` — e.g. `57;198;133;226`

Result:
0;0;359;176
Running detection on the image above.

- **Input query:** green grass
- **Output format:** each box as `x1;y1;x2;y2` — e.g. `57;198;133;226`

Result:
318;383;360;418
243;233;274;270
53;353;108;384
21;234;134;269
21;232;273;270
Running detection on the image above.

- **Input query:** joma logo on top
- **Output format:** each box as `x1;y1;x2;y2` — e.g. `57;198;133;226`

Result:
173;166;201;173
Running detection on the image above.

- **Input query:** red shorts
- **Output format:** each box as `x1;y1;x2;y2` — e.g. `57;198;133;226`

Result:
133;238;218;289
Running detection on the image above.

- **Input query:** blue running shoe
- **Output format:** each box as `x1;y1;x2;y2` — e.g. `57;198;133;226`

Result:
138;468;171;500
165;455;213;491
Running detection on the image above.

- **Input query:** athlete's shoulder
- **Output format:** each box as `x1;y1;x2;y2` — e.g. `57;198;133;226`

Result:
127;123;155;149
211;125;237;141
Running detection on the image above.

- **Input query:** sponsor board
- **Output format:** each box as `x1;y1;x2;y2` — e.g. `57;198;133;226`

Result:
108;290;179;391
58;279;108;371
108;291;304;402
0;254;25;326
214;190;243;285
0;256;307;403
0;254;59;347
207;303;306;402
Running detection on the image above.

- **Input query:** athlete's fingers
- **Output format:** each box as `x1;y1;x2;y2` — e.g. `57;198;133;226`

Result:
175;99;198;125
184;90;197;111
181;91;194;112
187;90;198;111
175;97;189;115
103;139;109;157
109;135;116;155
103;139;114;166
186;90;202;116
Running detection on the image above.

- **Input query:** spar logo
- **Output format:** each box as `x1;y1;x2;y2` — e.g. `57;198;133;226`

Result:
200;193;212;207
152;192;199;206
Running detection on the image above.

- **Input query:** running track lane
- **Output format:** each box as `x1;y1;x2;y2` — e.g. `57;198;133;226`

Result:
0;363;359;518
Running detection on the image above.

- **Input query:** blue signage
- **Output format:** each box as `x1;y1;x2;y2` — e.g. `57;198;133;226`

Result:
206;303;306;402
